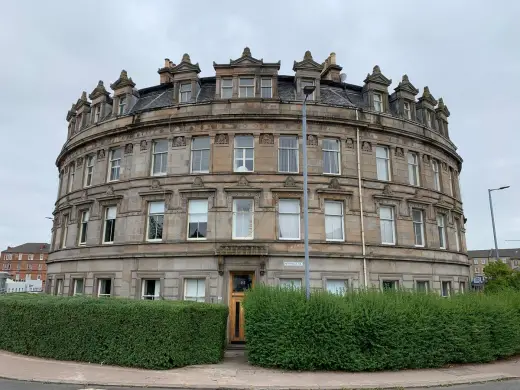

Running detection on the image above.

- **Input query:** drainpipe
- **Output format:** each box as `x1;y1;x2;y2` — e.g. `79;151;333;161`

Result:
356;109;368;288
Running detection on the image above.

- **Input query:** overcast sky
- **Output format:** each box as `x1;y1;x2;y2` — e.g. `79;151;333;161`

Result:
0;0;518;252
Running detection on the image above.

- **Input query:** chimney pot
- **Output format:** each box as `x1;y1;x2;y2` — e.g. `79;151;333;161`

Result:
330;52;336;65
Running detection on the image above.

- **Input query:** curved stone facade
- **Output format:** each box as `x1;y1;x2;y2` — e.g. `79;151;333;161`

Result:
48;49;469;304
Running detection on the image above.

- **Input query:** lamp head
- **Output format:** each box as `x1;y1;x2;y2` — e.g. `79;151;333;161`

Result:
303;85;316;96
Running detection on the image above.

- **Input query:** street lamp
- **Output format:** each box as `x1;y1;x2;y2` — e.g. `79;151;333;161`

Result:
302;85;316;300
488;186;510;260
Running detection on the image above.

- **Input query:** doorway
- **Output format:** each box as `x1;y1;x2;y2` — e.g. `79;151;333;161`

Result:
228;271;254;343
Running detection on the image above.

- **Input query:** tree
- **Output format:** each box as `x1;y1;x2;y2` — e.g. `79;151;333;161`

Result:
483;261;520;292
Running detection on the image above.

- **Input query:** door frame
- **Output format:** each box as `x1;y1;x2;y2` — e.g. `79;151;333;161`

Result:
228;270;255;343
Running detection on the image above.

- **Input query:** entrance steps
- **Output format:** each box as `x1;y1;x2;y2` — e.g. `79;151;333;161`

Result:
225;343;247;359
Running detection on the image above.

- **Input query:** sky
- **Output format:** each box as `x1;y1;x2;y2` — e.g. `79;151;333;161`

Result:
0;0;518;252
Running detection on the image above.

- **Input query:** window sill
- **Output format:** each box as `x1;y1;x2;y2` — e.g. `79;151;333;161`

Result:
278;171;299;174
102;241;114;245
152;172;167;177
107;179;120;183
187;238;208;241
326;239;345;243
146;239;163;243
323;172;341;176
381;242;396;246
191;171;210;174
232;237;254;240
278;238;301;241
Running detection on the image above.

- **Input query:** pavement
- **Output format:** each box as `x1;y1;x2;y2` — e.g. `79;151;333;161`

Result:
1;350;520;389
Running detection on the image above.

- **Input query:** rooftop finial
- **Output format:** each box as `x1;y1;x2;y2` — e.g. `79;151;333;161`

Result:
120;70;128;80
373;65;381;74
438;97;445;108
182;53;191;63
97;80;103;87
80;91;87;101
242;47;251;57
304;50;313;60
402;74;409;82
423;86;431;97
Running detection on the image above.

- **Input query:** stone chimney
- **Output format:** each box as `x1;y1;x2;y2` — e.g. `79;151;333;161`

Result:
321;52;342;82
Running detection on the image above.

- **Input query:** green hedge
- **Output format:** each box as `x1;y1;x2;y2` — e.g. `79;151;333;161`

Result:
244;286;520;371
0;294;228;369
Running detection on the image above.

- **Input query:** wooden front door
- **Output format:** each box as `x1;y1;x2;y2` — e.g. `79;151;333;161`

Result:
229;272;254;343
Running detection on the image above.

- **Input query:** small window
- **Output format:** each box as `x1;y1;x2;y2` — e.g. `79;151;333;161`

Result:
322;138;340;175
73;278;84;296
239;77;255;98
376;146;390;181
437;214;446;249
108;148;122;182
152;139;168;176
326;280;347;295
38;263;42;270
37;274;41;280
188;199;208;239
28;254;34;261
379;206;395;245
147;201;165;241
403;101;412;119
407;152;420;186
103;206;117;244
416;280;429;292
221;78;233;99
373;92;383;112
473;258;478;265
301;79;315;100
233;199;254;239
278;199;300;240
412;209;425;247
26;264;31;270
184;278;205;302
441;281;451;297
191;137;210;173
118;96;126;115
18;253;23;260
16;264;21;270
454;218;461;252
482;258;486;265
261;78;272;98
278;136;299;173
68;163;75;192
234;135;254;172
325;201;344;241
78;210;89;246
382;280;398;291
98;279;112;297
142;279;160;300
39;253;43;261
280;279;302;289
432;159;441;191
179;82;192;103
84;154;95;187
94;105;101;123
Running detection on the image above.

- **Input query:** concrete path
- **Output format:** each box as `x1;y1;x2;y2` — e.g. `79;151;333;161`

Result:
0;350;519;389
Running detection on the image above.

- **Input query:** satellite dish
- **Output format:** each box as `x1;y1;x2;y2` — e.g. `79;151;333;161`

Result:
340;73;347;83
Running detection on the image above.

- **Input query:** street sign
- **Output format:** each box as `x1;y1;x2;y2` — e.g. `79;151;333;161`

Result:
284;261;303;267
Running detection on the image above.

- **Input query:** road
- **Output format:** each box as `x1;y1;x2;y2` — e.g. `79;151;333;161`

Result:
1;379;520;390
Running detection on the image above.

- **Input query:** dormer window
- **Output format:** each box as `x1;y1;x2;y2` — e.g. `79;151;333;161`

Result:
403;101;412;119
94;105;101;123
373;93;383;112
261;78;272;98
180;82;192;103
301;79;315;101
221;78;233;98
118;96;126;115
239;77;254;98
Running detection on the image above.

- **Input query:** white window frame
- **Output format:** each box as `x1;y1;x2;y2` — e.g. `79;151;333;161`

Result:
179;82;192;103
234;135;254;173
187;199;208;240
38;263;42;270
454;217;461;252
432;159;441;191
84;155;94;187
279;278;302;289
379;206;396;245
190;137;210;173
473;258;478;265
407;152;420;186
102;206;117;244
56;279;64;295
221;78;233;99
322;138;341;175
326;279;348;295
118;96;126;115
61;215;69;249
441;281;451;297
97;278;112;297
239;77;255;98
18;253;23;260
151;139;168;176
147;201;165;242
437;214;446;249
376;146;391;181
28;254;34;261
278;136;299;173
94;105;101;123
184;278;206;302
301;79;315;100
403;101;412;119
78;210;89;246
141;279;160;300
108;148;122;182
412;208;425;247
373;92;383;112
482;258;486;265
261;78;272;98
232;199;254;240
68;163;75;192
39;253;43;260
278;199;301;240
73;278;84;296
416;280;430;292
325;200;344;242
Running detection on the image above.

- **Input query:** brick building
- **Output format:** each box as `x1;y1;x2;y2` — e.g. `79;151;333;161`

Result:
1;243;50;287
468;248;520;287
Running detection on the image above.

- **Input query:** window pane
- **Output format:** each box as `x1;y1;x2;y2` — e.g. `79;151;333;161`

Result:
279;136;297;148
280;279;302;289
325;201;342;215
412;209;422;222
327;280;347;295
149;201;165;214
239;78;254;86
189;199;208;215
222;78;232;87
235;135;254;147
379;206;392;220
154;140;168;153
279;199;299;213
192;137;210;149
106;206;117;220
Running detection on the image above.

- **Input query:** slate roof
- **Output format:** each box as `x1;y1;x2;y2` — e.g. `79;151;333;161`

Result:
129;76;367;114
3;243;50;254
468;248;520;259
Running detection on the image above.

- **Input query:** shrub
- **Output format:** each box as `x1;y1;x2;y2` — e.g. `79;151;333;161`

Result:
244;286;520;371
0;294;228;369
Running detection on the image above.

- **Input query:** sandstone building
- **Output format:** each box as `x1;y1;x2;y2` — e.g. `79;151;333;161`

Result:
48;48;468;341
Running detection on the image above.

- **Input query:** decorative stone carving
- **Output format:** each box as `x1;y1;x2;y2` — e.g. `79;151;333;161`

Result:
215;133;229;145
172;136;186;147
97;149;105;159
64;166;68;174
362;141;372;152
151;179;161;190
395;147;404;158
80;190;88;200
124;143;133;154
328;178;341;189
307;134;318;146
192;177;204;188
259;133;274;145
345;138;354;149
422;154;430;164
216;244;268;256
105;185;114;195
76;157;83;167
383;184;393;196
140;140;148;151
442;162;448;171
284;176;297;187
237;176;250;187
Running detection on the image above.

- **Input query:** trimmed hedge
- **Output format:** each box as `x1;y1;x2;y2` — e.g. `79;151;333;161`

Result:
0;294;228;369
244;286;520;371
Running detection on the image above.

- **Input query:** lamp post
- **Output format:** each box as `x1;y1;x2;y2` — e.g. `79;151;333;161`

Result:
488;186;510;260
302;85;315;300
